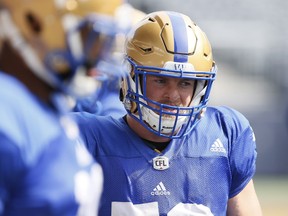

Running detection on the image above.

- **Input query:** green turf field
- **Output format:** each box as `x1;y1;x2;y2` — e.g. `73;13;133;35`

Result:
254;175;288;216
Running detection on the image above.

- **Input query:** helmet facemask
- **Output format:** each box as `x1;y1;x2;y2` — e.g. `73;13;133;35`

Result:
122;57;217;139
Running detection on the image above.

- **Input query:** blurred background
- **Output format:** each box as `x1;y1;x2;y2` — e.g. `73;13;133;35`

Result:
127;0;288;215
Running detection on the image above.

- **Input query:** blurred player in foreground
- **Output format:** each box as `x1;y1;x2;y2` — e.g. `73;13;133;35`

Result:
72;11;263;215
73;3;146;118
0;0;123;215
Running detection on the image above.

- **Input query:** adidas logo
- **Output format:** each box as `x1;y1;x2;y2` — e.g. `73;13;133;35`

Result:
151;182;171;196
210;138;226;153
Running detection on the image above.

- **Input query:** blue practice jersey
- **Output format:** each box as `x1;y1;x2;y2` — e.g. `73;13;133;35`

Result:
0;72;102;216
73;106;257;216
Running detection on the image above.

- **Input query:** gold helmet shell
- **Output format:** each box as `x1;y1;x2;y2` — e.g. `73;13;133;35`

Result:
126;11;214;71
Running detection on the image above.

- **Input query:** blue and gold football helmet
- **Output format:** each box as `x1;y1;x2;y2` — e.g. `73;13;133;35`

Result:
0;0;123;98
121;11;217;138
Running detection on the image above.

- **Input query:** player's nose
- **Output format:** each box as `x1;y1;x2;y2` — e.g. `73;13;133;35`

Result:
163;83;181;102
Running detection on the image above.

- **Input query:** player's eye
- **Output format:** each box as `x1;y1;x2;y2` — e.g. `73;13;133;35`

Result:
155;78;166;84
180;79;194;87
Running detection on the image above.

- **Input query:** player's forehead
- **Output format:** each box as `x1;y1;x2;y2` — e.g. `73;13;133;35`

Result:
146;74;196;82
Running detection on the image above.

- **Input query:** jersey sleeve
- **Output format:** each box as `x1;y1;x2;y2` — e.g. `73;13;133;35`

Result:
216;106;257;199
228;124;257;198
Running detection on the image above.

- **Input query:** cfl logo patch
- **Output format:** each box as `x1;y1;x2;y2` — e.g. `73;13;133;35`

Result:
153;156;169;170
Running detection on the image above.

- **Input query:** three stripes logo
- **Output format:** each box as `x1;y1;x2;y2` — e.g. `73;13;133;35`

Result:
151;182;171;196
210;138;226;153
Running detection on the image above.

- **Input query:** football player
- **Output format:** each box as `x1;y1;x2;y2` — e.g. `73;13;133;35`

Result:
0;0;123;215
72;11;263;215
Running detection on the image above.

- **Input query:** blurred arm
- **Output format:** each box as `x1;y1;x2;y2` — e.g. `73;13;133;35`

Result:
227;179;262;216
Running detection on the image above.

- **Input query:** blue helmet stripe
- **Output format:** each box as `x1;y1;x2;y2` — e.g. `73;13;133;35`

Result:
167;12;188;63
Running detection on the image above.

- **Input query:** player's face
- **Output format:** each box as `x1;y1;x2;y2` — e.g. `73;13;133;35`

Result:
145;74;195;113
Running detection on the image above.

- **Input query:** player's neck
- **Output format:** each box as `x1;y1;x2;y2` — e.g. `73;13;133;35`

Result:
126;115;171;143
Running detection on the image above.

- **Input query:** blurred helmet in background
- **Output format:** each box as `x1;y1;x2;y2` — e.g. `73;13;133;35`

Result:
0;0;123;98
73;3;146;114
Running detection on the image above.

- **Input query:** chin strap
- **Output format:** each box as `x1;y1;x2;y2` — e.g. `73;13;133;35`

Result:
190;80;206;107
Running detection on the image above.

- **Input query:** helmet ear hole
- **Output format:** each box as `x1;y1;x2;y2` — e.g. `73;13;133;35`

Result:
119;85;124;101
25;12;42;34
